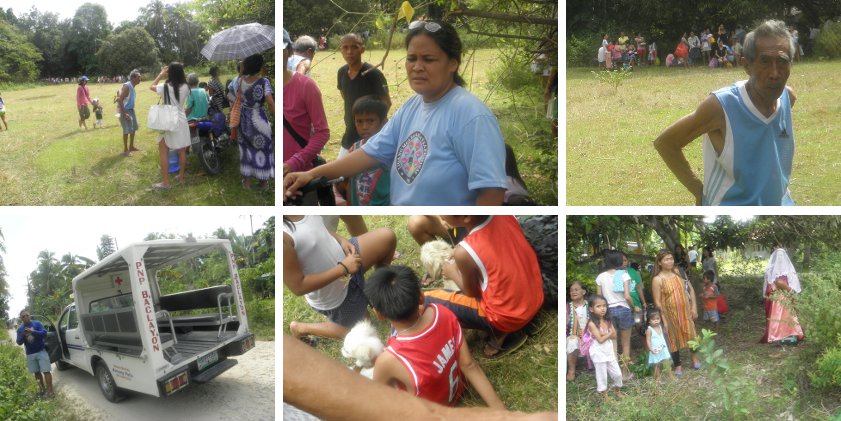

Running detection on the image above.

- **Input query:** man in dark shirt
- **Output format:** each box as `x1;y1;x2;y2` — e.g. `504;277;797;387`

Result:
337;33;391;155
16;310;54;398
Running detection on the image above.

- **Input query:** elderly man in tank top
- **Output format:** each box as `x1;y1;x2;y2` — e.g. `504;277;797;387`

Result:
654;20;797;206
117;69;142;157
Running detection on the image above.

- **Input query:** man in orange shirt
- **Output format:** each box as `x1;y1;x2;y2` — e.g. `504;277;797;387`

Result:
424;216;544;357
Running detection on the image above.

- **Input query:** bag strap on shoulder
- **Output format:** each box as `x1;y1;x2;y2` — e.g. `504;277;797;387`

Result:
283;117;308;149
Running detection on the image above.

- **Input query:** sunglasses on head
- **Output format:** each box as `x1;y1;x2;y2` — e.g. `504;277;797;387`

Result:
409;20;442;33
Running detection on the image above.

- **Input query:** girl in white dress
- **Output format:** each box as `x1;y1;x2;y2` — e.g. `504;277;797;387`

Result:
587;294;623;398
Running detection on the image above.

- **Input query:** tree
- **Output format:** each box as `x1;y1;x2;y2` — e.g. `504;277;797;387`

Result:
137;1;208;66
191;0;275;32
0;18;42;82
96;26;160;76
16;7;70;78
68;3;112;75
96;235;117;261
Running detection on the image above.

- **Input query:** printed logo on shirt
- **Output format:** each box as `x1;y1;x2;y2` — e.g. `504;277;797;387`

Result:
396;131;428;184
355;169;382;205
780;127;789;138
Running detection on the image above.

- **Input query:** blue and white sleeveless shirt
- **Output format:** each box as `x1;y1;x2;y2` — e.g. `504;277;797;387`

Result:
702;81;794;206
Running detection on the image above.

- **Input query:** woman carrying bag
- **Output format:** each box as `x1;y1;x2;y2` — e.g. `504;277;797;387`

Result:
149;63;190;190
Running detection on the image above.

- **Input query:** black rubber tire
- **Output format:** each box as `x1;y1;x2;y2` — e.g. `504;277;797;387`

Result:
96;361;126;403
56;359;71;371
198;138;222;175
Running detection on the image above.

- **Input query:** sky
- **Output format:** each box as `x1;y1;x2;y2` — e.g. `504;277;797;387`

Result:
1;209;269;317
3;0;189;26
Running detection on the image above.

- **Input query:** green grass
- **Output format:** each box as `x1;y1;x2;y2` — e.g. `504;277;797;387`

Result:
282;215;558;412
0;73;273;205
566;273;841;420
307;48;558;205
0;335;87;421
566;61;841;205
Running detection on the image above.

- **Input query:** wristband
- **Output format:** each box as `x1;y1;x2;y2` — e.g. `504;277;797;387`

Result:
337;261;350;275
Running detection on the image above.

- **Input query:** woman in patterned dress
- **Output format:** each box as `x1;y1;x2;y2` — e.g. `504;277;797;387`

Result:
652;250;700;375
236;54;275;189
760;248;804;343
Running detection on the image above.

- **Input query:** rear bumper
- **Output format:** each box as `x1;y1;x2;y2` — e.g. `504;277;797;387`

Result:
156;332;254;397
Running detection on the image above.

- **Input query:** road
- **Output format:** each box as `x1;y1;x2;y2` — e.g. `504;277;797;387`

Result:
7;330;275;421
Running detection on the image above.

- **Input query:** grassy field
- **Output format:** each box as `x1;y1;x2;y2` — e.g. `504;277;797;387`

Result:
565;273;841;420
306;48;559;205
0;74;273;205
566;61;841;206
282;215;559;413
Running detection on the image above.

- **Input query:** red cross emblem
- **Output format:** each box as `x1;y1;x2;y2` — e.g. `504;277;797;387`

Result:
114;276;123;287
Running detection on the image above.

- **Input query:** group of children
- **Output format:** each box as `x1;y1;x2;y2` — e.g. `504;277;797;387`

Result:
283;215;546;409
567;266;728;399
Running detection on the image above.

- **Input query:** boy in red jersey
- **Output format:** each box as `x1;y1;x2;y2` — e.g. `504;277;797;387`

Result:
364;266;504;409
424;216;544;357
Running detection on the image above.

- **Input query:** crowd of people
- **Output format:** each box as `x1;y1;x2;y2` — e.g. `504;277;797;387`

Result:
283;215;546;413
567;245;805;398
69;55;274;192
598;22;813;71
45;75;129;84
282;21;543;206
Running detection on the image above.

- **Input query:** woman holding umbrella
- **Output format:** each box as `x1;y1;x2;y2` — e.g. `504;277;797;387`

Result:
234;53;275;189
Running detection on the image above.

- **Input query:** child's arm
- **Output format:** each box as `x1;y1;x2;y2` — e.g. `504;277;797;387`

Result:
450;246;481;298
283;233;361;296
372;352;413;391
587;320;610;343
458;339;506;409
645;327;654;352
607;321;617;340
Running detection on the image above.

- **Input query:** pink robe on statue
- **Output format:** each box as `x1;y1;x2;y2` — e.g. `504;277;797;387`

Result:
760;276;804;343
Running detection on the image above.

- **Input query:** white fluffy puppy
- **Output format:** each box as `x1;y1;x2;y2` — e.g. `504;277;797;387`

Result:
420;240;455;282
341;320;384;379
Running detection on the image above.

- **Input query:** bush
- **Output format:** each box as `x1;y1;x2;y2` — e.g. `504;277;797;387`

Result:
813;347;841;388
567;35;597;67
0;343;58;420
246;298;274;340
795;273;841;352
485;52;542;92
814;21;841;59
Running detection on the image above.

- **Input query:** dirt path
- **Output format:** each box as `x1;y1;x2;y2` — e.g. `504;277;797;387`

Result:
7;330;274;421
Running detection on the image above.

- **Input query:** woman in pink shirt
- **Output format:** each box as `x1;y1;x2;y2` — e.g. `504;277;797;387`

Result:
283;29;329;197
76;76;93;130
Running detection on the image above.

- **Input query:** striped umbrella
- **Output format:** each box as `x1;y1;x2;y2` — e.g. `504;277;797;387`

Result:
201;23;275;61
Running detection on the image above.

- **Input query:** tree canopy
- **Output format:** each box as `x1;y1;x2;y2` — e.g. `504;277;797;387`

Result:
0;0;273;83
567;215;841;270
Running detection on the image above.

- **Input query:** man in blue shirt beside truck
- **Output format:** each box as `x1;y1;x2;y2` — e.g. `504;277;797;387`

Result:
16;310;54;398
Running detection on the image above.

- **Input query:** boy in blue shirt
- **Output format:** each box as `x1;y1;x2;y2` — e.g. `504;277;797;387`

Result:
16;310;54;398
338;95;391;205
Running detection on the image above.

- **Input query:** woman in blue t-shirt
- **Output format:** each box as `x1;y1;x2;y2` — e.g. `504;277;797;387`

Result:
284;20;507;206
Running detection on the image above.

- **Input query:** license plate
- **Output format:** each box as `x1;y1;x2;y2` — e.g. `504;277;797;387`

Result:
197;351;218;371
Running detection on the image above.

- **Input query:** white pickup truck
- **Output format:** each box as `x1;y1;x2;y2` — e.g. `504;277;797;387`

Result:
40;239;255;402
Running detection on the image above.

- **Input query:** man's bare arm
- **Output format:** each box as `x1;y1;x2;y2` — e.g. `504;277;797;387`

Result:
653;95;725;205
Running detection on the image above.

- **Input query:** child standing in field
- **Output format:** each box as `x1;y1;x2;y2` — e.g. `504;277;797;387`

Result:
702;271;720;331
587;294;623;398
0;92;8;130
92;98;103;128
645;309;673;387
365;266;505;409
566;281;589;381
336;95;391;206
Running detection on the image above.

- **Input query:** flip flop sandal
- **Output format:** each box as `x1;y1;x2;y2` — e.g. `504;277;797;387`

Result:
693;362;702;370
524;313;549;337
148;182;171;191
483;330;528;359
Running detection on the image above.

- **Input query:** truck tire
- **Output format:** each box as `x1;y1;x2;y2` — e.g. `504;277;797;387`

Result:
96;361;126;402
55;359;71;371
